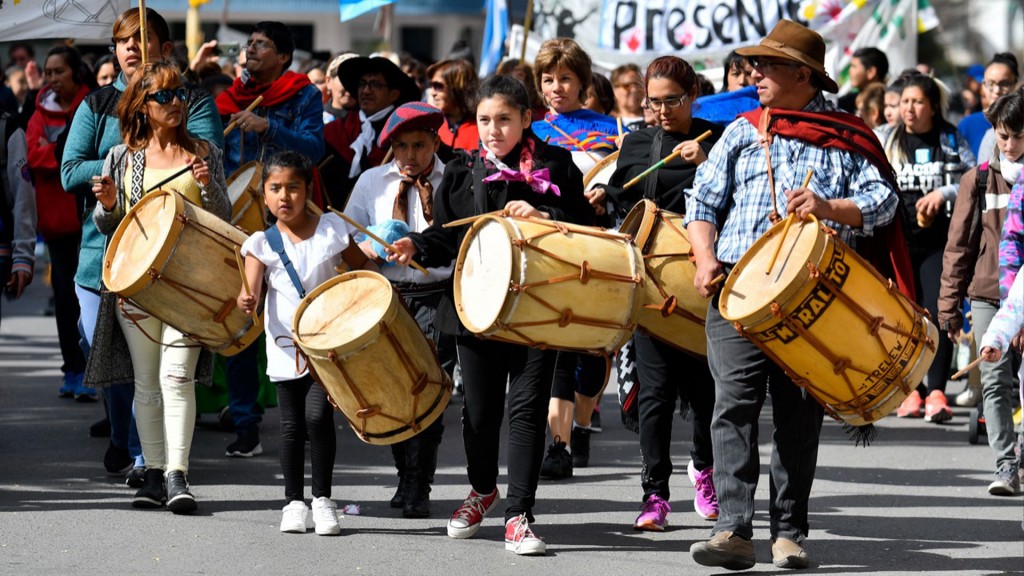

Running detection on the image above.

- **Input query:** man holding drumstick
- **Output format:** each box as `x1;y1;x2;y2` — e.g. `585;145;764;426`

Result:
684;20;899;570
215;21;325;458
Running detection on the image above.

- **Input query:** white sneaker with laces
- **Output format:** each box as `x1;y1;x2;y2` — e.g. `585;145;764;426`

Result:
312;496;341;535
280;500;313;533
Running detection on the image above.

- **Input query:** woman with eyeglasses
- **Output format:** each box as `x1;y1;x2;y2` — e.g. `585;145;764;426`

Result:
91;60;230;513
611;64;646;131
589;55;723;531
958;54;1020;162
876;73;975;424
426;59;479;151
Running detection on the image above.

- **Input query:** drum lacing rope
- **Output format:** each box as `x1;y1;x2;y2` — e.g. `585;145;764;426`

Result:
116;297;203;349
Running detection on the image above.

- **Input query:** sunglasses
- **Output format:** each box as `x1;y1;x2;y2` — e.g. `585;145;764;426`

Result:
146;88;186;105
430;81;446;92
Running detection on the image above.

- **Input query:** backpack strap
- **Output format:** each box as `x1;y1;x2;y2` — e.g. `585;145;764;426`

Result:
264;224;306;299
644;129;663;200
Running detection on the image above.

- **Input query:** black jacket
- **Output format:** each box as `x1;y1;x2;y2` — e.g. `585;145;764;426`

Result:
408;132;593;335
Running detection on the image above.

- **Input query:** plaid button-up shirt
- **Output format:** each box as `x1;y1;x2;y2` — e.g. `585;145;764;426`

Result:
683;94;899;265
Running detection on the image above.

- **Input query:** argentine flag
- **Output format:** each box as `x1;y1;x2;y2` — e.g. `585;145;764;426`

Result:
479;0;509;77
339;0;396;22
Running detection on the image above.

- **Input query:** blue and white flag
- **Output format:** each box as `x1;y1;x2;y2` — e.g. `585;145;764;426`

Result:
0;0;128;41
479;0;509;77
339;0;396;22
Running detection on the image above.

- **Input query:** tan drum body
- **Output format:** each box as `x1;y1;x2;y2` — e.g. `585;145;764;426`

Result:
720;217;937;426
293;271;452;445
226;161;267;234
620;200;709;357
454;215;642;354
102;189;259;356
583;151;619;190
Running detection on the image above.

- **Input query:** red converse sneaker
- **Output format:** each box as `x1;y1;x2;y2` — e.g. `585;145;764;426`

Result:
447;488;499;539
504;514;546;555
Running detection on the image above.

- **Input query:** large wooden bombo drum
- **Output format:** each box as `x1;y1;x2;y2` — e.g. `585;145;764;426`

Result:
620;200;709;357
225;161;267;234
292;271;452;445
454;215;642;355
719;216;937;426
102;189;260;355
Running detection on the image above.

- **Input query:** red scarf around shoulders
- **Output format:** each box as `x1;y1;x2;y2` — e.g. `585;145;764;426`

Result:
739;107;915;300
216;71;311;115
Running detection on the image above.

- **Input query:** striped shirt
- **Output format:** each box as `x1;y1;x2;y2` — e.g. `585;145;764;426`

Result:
683;94;899;265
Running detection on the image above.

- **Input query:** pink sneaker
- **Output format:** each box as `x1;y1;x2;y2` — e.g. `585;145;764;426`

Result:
633;494;671;531
447;488;499;539
688;460;719;520
504;514;546;555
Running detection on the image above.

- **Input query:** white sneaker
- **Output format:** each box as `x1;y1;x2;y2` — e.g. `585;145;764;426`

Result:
312;496;341;536
280;500;313;533
955;386;981;407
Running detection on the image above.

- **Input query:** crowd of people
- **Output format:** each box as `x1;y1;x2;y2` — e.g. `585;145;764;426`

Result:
1;8;1022;569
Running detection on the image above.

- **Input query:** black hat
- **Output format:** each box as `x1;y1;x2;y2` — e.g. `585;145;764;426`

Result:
338;56;420;107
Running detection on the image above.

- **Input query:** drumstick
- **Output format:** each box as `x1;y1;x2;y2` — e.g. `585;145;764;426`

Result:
765;169;814;275
622;130;713;190
138;0;148;66
616;116;624;142
328;207;430;276
709;273;726;287
382;146;394;164
442;209;507;228
145;156;210;193
234;246;260;327
547;122;600;163
222;95;265;136
950;355;985;381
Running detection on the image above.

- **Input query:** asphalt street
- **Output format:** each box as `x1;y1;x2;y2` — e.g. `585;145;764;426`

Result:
1;268;1022;576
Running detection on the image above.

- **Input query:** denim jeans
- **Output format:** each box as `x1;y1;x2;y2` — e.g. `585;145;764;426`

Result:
705;298;824;542
226;343;262;436
970;299;1020;471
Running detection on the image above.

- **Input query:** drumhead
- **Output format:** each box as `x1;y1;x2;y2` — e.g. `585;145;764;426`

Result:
456;218;514;333
103;190;184;295
226;162;260;205
583;151;619;190
720;216;826;323
294;271;393;351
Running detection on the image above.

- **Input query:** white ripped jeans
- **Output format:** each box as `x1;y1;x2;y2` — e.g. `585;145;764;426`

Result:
116;299;200;473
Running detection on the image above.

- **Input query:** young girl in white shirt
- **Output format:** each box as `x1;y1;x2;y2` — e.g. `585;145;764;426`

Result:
237;151;371;534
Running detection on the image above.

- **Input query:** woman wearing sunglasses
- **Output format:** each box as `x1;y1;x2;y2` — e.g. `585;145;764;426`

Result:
588;56;723;532
91;60;230;514
426;59;479;151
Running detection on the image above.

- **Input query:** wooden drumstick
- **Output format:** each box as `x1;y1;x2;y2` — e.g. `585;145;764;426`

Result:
328;207;430;276
950;355;985;381
234;246;260;327
138;0;148;66
442;209;506;229
709;273;726;287
766;169;814;275
622;130;713;190
547;122;600;163
146;156;210;193
222;95;265;136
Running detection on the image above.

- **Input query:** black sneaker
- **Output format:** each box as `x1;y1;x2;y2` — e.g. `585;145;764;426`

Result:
132;469;166;509
166;470;198;514
104;442;132;473
539;439;573;479
225;432;263;457
125;466;146;488
590;407;602;433
571;426;591;468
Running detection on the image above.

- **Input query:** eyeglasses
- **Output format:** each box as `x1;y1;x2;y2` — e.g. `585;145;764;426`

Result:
146;88;186;105
614;82;642;91
244;39;274;53
358;79;388;91
643;96;687;111
748;57;798;73
983;80;1016;92
430;81;446;92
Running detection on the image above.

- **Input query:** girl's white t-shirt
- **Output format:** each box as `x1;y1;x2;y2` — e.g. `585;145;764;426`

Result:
241;213;351;382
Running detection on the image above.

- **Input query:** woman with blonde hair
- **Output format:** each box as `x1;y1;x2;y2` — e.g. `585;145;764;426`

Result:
91;60;230;513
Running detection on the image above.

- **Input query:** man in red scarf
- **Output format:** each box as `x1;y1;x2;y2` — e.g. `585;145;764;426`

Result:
216;21;324;175
684;20;901;570
215;21;325;460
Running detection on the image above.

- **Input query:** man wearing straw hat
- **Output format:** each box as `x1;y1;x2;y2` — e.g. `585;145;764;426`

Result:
684;20;900;570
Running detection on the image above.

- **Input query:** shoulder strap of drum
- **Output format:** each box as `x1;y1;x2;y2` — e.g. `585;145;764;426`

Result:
264;224;306;299
130;149;146;206
645;129;663;200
